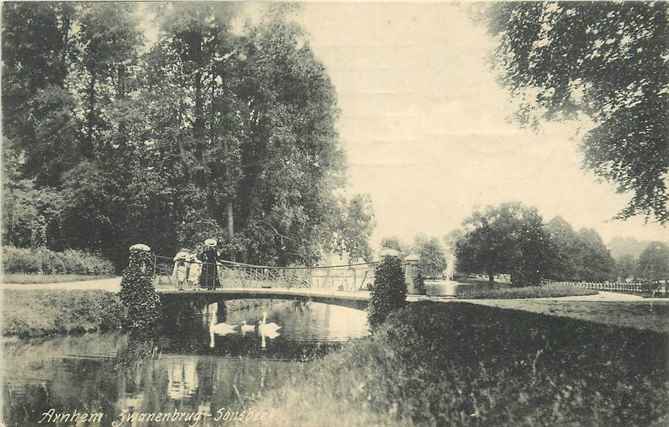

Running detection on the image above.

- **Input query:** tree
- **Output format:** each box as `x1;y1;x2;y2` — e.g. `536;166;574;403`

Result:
379;237;409;257
455;202;553;285
412;234;447;277
544;216;581;280
325;194;375;262
637;242;669;281
483;2;669;223
575;228;616;282
615;254;638;281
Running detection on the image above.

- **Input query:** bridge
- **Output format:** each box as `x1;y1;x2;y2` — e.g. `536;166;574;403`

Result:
152;253;422;310
158;287;372;310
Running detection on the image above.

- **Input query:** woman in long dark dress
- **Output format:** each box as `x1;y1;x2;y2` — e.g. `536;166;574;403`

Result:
199;239;221;290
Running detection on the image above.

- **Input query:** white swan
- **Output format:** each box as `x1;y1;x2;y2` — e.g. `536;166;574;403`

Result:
210;322;238;336
240;321;256;334
258;311;281;335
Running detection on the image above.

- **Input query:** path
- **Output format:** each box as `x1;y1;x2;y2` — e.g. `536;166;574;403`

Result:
1;277;122;291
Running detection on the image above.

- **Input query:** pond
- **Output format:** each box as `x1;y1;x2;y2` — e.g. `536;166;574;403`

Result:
2;300;369;426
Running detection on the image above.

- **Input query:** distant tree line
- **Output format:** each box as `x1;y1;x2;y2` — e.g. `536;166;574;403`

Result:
451;202;669;286
2;3;374;269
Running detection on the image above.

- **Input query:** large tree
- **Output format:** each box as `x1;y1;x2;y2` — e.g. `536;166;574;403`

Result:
483;2;668;223
456;202;553;285
3;3;357;268
637;241;669;281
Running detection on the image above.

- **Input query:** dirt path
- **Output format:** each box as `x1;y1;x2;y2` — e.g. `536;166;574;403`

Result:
1;277;122;291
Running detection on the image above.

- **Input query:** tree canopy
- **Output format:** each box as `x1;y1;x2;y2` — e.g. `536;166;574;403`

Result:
2;2;373;268
455;202;553;285
637;241;669;281
483;2;668;223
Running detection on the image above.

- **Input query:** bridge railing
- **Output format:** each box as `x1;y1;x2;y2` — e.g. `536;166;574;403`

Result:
152;255;376;291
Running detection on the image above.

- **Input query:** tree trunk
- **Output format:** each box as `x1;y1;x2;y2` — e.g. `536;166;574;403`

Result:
488;272;494;284
226;201;234;238
84;72;97;159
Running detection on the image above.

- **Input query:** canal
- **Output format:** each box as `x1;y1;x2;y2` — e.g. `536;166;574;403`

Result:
3;300;369;426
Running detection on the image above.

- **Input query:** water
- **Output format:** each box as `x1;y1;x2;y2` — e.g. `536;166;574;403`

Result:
2;300;369;426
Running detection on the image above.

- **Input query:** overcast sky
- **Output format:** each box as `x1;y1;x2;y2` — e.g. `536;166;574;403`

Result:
296;2;667;246
139;2;667;247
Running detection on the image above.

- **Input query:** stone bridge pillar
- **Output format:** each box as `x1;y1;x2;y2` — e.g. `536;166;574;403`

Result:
403;253;421;295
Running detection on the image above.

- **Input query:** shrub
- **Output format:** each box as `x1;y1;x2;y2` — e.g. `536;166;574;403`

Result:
368;256;407;328
2;246;115;276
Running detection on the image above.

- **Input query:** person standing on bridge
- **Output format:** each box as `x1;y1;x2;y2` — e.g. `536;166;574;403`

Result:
199;239;221;290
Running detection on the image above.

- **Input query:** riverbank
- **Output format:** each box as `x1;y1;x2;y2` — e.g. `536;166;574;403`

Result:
1;289;126;338
2;273;116;284
239;302;669;426
1;288;271;338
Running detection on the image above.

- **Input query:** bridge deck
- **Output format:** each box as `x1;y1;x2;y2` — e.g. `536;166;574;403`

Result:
157;287;372;309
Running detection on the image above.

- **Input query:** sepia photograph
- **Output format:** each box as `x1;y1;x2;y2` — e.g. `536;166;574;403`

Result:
1;1;668;426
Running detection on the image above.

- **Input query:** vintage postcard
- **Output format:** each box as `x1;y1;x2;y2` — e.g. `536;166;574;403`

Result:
2;1;668;426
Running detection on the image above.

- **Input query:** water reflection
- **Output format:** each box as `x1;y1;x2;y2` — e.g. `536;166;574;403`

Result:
2;301;368;426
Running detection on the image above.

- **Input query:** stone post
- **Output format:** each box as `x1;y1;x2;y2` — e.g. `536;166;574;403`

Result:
403;253;421;294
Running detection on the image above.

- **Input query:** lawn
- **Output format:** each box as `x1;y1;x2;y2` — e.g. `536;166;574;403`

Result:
236;302;669;426
469;299;669;334
2;273;115;284
1;289;126;337
456;283;597;299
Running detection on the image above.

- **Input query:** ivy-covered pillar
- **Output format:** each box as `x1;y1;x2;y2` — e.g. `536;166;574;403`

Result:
119;244;161;331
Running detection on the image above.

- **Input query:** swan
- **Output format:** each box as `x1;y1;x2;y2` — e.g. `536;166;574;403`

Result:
258;311;281;335
210;322;238;336
240;321;256;334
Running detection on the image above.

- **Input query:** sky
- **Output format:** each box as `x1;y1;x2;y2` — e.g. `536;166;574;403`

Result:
138;2;667;247
294;2;668;246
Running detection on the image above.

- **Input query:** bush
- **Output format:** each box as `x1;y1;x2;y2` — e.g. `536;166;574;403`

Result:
2;246;115;276
368;256;407;328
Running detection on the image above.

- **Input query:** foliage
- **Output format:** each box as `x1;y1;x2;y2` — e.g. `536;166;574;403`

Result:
412;234;447;277
2;246;115;275
455;202;553;285
456;283;596;299
119;248;161;331
324;194;375;262
379;236;409;257
1;3;363;269
615;254;638;281
543;217;616;282
1;289;126;338
637;241;669;281
368;256;407;328
251;302;669;426
483;2;669;223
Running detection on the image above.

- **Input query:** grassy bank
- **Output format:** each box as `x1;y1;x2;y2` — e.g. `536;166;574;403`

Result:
457;283;597;299
1;289;126;338
2;273;115;284
239;302;669;426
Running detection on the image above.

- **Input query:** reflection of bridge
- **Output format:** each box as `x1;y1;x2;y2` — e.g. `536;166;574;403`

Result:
158;288;371;310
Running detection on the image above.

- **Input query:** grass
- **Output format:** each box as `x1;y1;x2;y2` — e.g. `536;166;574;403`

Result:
456;283;597;299
236;302;669;426
1;289;126;338
2;273;115;284
469;300;669;334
